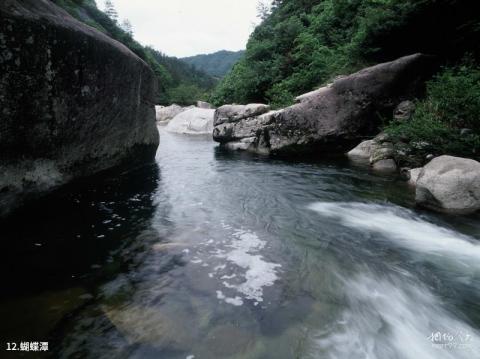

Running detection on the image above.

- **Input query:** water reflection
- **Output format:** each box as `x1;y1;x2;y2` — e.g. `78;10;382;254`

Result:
1;129;479;358
0;161;161;344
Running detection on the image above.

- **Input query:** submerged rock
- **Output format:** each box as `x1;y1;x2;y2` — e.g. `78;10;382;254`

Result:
0;0;159;217
213;54;434;155
165;108;215;135
416;156;480;214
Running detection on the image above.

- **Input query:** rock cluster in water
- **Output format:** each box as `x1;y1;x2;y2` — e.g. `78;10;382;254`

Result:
212;54;434;155
0;0;159;217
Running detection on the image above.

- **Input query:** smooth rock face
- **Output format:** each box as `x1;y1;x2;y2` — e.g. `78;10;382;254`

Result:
347;133;398;172
0;0;159;217
408;168;422;186
165;108;215;135
372;159;397;172
416;156;480;214
156;104;191;124
214;104;271;126
213;54;434;155
197;101;215;109
347;140;375;159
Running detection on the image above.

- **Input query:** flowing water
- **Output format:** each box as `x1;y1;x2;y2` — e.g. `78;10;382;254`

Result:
1;129;480;358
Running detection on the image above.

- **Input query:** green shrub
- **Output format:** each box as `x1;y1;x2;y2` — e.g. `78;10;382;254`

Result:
425;62;480;131
385;62;480;165
212;0;480;106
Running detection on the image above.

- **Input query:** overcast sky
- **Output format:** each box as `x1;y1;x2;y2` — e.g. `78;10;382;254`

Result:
96;0;267;58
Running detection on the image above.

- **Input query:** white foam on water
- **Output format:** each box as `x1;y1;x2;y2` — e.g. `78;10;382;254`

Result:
308;202;480;267
214;230;281;305
313;273;480;359
221;274;236;280
213;264;226;271
216;290;243;306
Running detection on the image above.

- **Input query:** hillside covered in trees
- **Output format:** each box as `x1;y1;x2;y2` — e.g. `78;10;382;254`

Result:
210;0;480;161
211;0;479;108
53;0;216;105
182;50;245;78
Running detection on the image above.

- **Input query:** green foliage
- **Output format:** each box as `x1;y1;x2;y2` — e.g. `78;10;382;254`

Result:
181;50;245;78
212;0;480;107
53;0;216;105
167;84;209;105
385;62;480;165
425;62;480;131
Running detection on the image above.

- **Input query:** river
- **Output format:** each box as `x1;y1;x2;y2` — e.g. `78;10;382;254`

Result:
1;128;479;358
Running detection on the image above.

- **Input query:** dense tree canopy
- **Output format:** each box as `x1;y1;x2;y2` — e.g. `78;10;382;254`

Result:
182;50;245;79
211;0;479;108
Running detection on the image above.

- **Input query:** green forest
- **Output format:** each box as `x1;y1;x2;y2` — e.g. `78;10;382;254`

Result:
182;50;245;79
53;0;217;105
210;0;480;161
211;0;479;108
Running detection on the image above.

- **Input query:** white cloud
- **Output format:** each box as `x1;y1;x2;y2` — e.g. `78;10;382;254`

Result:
96;0;265;57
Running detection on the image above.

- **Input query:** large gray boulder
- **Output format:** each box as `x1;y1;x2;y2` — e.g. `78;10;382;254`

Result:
0;0;159;217
165;108;215;135
155;104;191;124
415;156;480;214
213;54;434;155
346;140;376;159
407;167;422;186
214;104;270;126
197;101;215;109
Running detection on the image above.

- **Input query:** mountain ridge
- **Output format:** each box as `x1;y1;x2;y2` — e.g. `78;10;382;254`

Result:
182;50;245;78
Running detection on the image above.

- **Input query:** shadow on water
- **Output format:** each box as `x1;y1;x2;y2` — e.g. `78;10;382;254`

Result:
0;160;162;346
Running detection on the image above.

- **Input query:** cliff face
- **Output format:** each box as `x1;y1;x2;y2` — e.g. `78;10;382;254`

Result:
0;0;159;217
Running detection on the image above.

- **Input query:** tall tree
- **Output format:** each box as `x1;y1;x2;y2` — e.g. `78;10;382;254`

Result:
121;19;133;36
257;0;272;21
104;0;118;23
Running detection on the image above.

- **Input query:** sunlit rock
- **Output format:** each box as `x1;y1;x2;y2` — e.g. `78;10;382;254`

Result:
407;167;422;186
155;104;191;125
165;108;215;135
197;101;215;109
416;155;480;214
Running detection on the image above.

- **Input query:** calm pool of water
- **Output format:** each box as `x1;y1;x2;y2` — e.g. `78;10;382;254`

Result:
1;129;479;358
